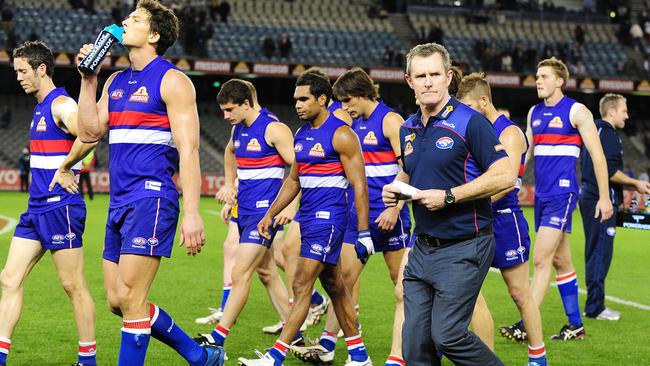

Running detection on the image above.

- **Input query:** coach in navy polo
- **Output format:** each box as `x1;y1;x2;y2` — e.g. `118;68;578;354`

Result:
383;43;513;366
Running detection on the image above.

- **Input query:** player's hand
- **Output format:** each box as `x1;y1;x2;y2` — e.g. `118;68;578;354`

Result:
49;168;79;193
375;206;400;231
355;230;374;264
412;189;445;211
179;211;205;256
382;184;401;207
76;44;109;77
594;197;613;222
274;205;295;227
215;185;237;205
257;215;274;240
220;203;232;224
635;180;650;195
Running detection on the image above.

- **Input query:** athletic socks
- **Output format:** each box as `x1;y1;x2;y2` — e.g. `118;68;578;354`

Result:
556;271;582;327
528;344;548;366
268;340;289;366
220;283;232;310
210;324;230;346
150;304;207;366
385;355;405;366
345;334;369;362
319;330;338;352
119;318;151;366
310;289;325;306
78;341;97;365
0;337;10;365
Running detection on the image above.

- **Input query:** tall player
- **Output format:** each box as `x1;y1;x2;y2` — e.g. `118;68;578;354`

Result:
0;40;97;366
195;79;298;349
502;57;613;341
458;73;548;366
75;1;223;365
238;72;372;366
291;67;410;366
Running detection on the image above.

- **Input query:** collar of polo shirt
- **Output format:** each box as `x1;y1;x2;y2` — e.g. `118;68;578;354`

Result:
405;97;459;129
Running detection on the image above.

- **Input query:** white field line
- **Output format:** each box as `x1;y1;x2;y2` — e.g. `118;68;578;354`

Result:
203;210;220;216
488;267;650;311
0;214;18;236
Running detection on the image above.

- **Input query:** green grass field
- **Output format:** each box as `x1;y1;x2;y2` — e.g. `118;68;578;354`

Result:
0;191;649;365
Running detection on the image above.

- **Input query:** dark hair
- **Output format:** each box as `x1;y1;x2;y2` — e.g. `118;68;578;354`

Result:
332;67;379;101
13;41;54;77
136;0;179;55
296;72;332;105
217;79;254;106
448;66;463;97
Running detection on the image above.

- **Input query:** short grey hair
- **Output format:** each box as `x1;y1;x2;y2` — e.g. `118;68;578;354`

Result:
405;43;452;75
599;93;626;118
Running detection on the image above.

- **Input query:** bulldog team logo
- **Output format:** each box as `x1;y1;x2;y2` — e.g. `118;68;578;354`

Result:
435;136;454;149
404;141;413;156
129;86;149;103
309;143;325;158
36;117;47;132
363;131;378;145
548;116;564;128
246;138;261;152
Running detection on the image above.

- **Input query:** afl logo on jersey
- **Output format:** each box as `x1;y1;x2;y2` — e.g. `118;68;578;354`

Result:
111;89;124;100
36;117;47;132
129;86;149;103
309;143;325;158
363;131;378;145
532;119;542;128
246;138;262;152
548;117;563;128
294;143;303;152
234;140;241;149
436;136;454;149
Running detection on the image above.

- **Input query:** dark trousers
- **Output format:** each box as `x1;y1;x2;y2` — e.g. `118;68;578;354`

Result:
20;173;28;192
402;235;504;366
579;197;616;317
79;172;93;200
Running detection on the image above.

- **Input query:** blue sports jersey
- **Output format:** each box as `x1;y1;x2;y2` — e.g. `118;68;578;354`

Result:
107;56;180;208
295;114;349;227
259;107;279;122
492;114;527;212
328;100;342;114
531;96;582;198
28;87;83;212
233;113;285;216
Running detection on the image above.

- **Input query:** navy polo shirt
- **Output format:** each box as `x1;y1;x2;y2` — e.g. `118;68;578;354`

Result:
580;119;623;205
400;97;508;239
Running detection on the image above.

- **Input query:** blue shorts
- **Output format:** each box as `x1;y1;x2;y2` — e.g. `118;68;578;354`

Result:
103;197;179;263
300;223;344;265
344;209;412;252
491;209;531;269
534;193;577;233
14;204;86;250
238;213;278;247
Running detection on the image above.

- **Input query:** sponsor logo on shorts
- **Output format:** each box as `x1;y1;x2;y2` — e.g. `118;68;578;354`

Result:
132;237;147;245
505;249;518;260
256;200;269;208
148;237;159;246
315;211;330;220
559;179;570;188
549;216;566;226
388;236;400;245
52;234;65;244
606;227;616;237
310;244;323;254
249;230;260;239
110;89;124;99
65;232;76;241
399;233;409;242
435;136;454;149
517;246;526;255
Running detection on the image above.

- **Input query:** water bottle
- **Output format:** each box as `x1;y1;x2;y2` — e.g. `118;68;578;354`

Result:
78;24;124;75
630;197;638;213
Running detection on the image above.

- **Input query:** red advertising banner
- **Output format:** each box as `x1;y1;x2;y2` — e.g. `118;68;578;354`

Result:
518;184;535;206
369;68;405;82
0;169;21;191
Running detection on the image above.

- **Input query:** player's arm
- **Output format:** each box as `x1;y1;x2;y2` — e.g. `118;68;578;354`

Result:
75;44;114;143
162;69;205;256
216;127;237;205
48;96;98;193
573;104;613;221
375;112;406;231
266;121;297;225
334;108;353;125
523;106;534;167
334;125;369;231
258;161;301;239
491;125;527;202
